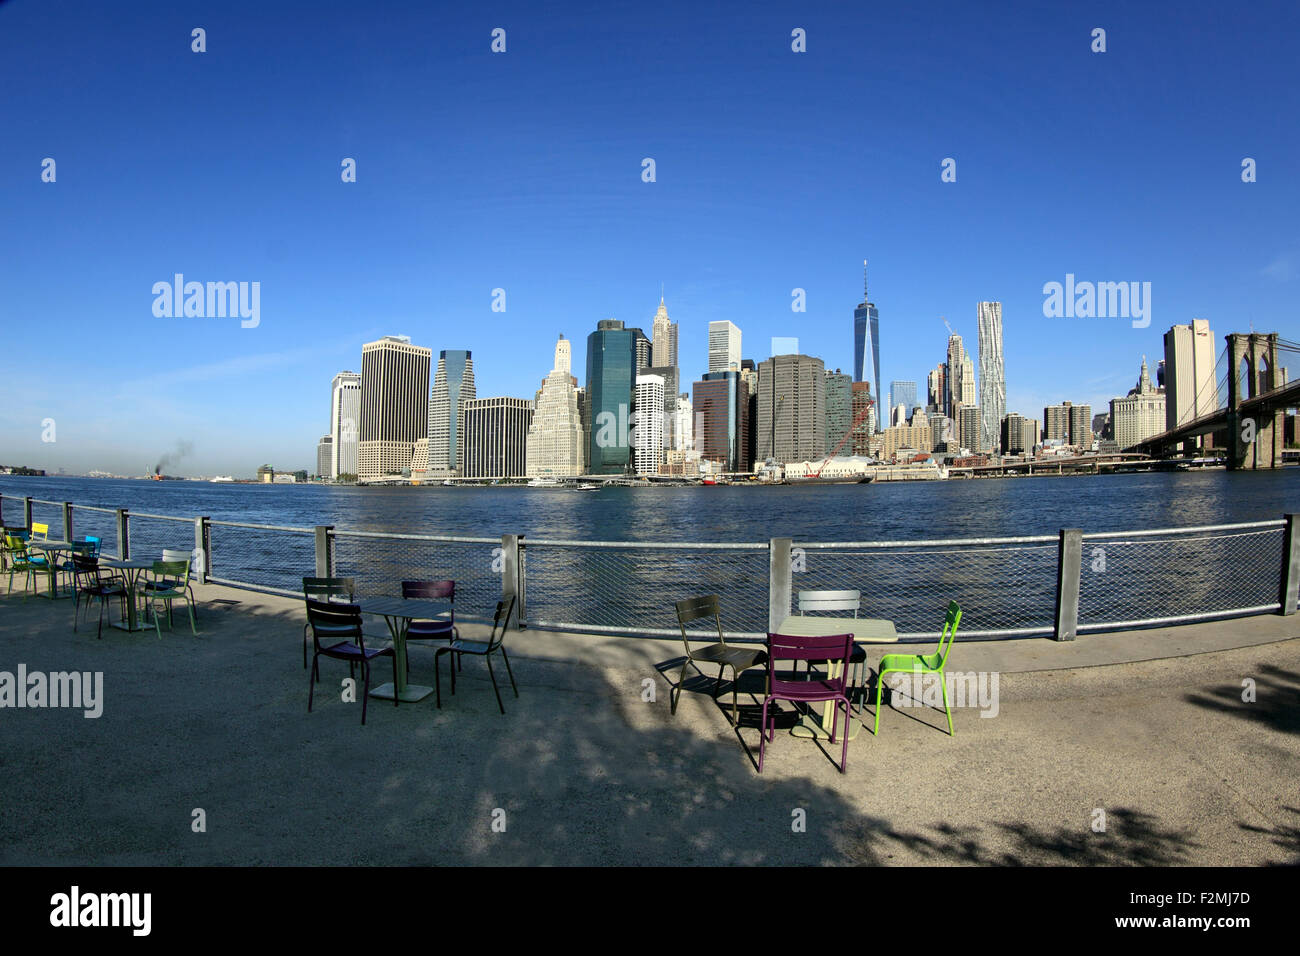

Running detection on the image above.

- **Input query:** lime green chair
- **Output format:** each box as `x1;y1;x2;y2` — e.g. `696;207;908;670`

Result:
872;601;961;736
4;534;49;597
140;557;197;637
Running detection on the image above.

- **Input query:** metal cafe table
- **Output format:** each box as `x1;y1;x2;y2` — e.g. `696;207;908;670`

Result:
775;615;898;741
25;540;73;599
100;559;156;631
356;597;453;703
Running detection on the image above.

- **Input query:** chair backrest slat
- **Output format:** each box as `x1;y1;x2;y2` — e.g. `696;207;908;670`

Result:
402;580;454;601
675;594;725;651
935;601;962;668
31;522;48;540
797;589;861;616
303;576;356;601
486;596;516;651
767;631;854;662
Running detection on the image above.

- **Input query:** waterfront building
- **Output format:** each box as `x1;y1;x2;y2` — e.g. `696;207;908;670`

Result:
853;261;882;432
1164;319;1217;452
740;360;758;467
410;438;430;481
633;374;666;475
650;296;678;368
459;397;533;479
1110;357;1166;450
879;423;933;461
850;381;875;455
756;354;826;464
1092;412;1112;441
927;365;945;412
1000;413;1040;455
427;350;476;476
693;370;751;472
359;336;432;481
646;365;679;453
825;369;852;453
1070;403;1094;448
316;435;332;478
958;404;982;452
977;301;1006;454
929;412;952;449
330;370;361;479
1044;402;1073;443
526;336;586;478
889;381;918;415
676;393;693;452
585;319;638;475
708;321;742;373
892;404;908;428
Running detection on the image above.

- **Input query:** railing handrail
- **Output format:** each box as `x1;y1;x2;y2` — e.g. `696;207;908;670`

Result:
209;520;314;533
331;529;499;544
525;539;767;550
1082;519;1284;539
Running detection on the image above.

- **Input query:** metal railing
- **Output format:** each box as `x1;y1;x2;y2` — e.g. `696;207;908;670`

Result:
1;492;1296;642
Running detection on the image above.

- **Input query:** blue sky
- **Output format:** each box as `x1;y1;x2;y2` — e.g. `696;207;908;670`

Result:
2;0;1297;475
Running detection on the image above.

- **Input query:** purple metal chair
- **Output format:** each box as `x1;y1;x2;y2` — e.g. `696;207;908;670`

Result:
400;580;458;673
759;631;854;774
305;598;396;725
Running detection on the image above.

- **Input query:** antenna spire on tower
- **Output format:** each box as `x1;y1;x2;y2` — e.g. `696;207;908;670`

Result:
863;259;869;301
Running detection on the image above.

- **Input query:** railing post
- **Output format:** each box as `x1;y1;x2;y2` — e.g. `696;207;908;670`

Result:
1054;528;1082;641
1279;514;1300;615
63;501;73;543
115;508;130;560
23;496;33;530
769;537;792;633
194;517;211;584
314;525;334;578
501;534;524;628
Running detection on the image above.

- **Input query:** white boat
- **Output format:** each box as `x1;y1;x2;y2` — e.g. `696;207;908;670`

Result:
210;476;235;483
442;479;455;486
574;483;599;491
527;478;561;488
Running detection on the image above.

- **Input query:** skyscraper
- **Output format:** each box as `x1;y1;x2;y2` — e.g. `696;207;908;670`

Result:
330;370;360;479
586;319;638;474
316;435;332;478
650;296;678;368
459;397;533;478
646;365;679;451
889;381;917;415
927;365;945;412
756;354;826;463
944;333;966;419
633;374;666;475
853;260;881;431
526;336;586;477
358;336;431;481
693;371;751;472
708;321;742;373
825;369;852;453
850;382;875;454
977;301;1006;454
1163;319;1217;432
428;349;476;475
1111;357;1166;450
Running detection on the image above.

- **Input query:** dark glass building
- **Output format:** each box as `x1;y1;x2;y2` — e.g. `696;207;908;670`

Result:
692;370;751;472
585;319;640;474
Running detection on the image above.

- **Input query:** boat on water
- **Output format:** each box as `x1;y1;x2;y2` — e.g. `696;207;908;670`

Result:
209;476;235;483
527;477;561;488
574;483;598;491
442;479;455;486
785;474;874;484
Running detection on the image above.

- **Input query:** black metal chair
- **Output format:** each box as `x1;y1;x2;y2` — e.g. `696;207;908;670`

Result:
434;597;518;714
301;576;356;672
305;599;395;726
671;594;767;723
400;579;458;674
71;553;128;639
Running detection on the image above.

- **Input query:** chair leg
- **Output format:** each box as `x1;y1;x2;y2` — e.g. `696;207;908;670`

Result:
500;646;519;697
361;660;369;725
873;669;887;736
670;658;691;715
729;664;740;725
97;597;105;640
308;655;318;712
939;668;954;736
434;650;443;709
839;699;850;773
391;654;398;706
758;697;771;773
449;653;457;695
486;654;505;714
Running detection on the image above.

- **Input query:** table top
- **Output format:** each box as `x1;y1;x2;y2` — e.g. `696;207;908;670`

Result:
777;615;898;643
101;559;155;569
357;597;451;620
28;540;73;550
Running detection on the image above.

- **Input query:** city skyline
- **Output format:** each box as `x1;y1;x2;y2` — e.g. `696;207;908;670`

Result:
4;2;1299;474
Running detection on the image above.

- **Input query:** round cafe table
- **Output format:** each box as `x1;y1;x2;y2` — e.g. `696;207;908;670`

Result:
100;559;156;631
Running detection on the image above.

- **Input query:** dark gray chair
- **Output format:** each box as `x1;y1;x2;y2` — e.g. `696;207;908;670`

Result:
301;577;356;671
672;594;767;723
434;597;518;714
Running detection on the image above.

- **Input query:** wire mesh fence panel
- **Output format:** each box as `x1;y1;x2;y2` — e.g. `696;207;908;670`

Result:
72;506;122;558
28;499;65;537
332;532;502;618
207;523;315;593
1079;525;1284;627
128;514;195;564
793;540;1060;637
523;543;771;636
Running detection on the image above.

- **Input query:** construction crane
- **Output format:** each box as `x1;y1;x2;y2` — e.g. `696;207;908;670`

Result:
942;317;955;337
811;397;876;477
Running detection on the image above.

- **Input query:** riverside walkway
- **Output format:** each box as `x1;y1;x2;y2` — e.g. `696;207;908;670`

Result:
1;579;1296;866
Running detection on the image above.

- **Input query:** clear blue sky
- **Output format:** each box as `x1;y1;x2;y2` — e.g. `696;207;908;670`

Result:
3;0;1297;475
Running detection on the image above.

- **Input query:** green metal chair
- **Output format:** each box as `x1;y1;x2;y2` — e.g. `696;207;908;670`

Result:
872;600;962;736
140;557;197;637
4;534;49;597
671;594;767;723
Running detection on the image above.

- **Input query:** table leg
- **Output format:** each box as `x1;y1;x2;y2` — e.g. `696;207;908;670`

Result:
790;659;864;741
369;614;433;703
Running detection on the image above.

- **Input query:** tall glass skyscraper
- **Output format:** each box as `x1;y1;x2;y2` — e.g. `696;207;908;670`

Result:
977;302;1005;454
428;349;475;474
585;319;638;474
853;260;881;432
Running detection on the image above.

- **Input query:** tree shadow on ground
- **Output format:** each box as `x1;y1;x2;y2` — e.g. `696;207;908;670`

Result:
1183;663;1300;737
1238;805;1300;864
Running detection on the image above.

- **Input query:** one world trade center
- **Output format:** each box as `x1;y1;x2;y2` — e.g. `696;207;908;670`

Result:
853;260;881;432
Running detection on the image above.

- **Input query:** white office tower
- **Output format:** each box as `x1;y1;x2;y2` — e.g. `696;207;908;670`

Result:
892;404;908;427
708;321;742;373
634;374;666;474
977;302;1006;454
960;356;976;408
330;370;361;479
651;296;678;368
427;350;476;475
676;393;693;451
1163;319;1218;430
526;336;587;477
359;336;432;481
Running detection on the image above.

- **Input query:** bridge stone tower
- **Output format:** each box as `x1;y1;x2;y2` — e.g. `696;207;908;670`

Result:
1226;332;1284;470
